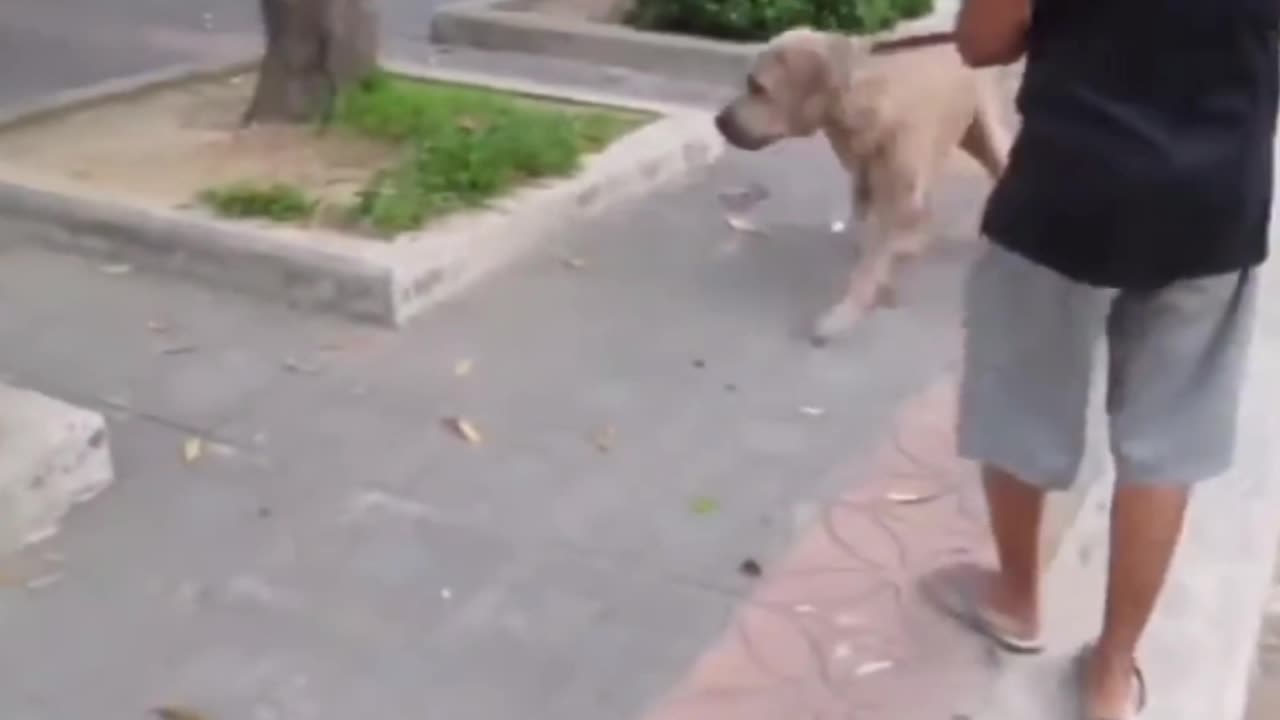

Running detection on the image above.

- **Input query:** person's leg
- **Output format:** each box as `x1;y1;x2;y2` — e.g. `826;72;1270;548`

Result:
956;244;1112;643
981;464;1047;640
1087;270;1256;717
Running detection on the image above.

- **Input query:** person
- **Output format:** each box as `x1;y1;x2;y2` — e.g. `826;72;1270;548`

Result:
947;0;1278;718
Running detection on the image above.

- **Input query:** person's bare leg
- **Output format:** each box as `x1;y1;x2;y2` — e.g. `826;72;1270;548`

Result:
982;464;1046;640
1087;483;1189;717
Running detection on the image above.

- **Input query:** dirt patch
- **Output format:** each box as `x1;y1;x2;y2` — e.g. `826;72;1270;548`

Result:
0;73;399;211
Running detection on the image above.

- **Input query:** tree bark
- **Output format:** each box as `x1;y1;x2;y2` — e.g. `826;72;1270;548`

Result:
243;0;379;125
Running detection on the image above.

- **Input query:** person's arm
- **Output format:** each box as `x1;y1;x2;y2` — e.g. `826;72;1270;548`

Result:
955;0;1031;67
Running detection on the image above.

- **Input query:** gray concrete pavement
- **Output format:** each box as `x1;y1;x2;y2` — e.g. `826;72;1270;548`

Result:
0;125;989;716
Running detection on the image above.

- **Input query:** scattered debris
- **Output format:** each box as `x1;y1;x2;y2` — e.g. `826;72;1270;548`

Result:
560;255;588;270
885;490;940;505
443;417;483;446
830;218;848;233
798;406;826;417
854;659;895;677
689;495;720;516
692;358;707;369
453;358;474;377
154;706;209;720
832;642;853;660
282;356;322;374
147;320;171;334
724;214;765;235
440;587;453;600
25;572;62;590
717;183;769;212
589;425;617;454
724;382;738;393
99;263;132;275
834;612;862;627
182;437;204;463
793;603;816;614
257;506;273;519
159;343;199;356
738;558;763;578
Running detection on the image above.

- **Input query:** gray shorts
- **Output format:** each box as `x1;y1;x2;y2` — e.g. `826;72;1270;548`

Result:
957;243;1257;489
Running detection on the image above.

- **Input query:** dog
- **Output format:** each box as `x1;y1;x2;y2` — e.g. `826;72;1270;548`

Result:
715;28;1011;345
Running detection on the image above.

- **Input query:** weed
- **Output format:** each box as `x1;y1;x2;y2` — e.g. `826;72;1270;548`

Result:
202;182;316;222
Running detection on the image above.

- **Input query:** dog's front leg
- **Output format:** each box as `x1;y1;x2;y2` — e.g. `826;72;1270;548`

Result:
811;228;897;345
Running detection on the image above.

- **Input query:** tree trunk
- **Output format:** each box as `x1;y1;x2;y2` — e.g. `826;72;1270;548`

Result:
243;0;379;125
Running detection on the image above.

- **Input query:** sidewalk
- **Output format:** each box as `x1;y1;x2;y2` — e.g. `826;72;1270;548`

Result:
1;4;1278;718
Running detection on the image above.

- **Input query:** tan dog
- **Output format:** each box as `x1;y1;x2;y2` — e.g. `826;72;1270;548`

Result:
715;28;1010;344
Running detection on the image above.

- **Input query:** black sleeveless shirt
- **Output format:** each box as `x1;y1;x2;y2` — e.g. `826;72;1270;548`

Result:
981;0;1280;289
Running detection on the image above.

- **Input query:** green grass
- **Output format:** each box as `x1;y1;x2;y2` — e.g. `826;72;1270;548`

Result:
201;182;316;222
201;73;648;234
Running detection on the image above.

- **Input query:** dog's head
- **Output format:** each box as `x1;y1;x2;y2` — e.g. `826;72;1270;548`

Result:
715;29;868;150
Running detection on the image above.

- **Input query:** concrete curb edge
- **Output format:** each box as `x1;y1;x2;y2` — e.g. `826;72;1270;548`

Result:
0;58;724;327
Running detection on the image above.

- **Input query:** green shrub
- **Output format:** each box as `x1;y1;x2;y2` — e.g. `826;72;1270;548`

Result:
201;182;316;222
628;0;934;42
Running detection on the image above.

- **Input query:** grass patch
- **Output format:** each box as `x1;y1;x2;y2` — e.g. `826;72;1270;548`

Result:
201;73;648;234
201;182;316;222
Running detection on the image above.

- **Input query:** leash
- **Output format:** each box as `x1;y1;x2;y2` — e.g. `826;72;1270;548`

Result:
869;30;956;55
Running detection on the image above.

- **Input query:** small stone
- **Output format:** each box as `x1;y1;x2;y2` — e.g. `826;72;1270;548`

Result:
738;558;762;578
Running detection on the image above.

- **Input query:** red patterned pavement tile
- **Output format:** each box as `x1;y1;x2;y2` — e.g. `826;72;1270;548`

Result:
645;377;1002;720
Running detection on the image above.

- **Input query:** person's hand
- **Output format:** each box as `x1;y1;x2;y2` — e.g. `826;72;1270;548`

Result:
955;0;1031;67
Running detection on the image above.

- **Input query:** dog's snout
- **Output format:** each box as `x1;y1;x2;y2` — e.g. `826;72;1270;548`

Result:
714;110;734;140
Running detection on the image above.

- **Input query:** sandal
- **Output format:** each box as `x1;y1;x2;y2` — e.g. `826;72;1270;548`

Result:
919;562;1045;654
1077;644;1148;720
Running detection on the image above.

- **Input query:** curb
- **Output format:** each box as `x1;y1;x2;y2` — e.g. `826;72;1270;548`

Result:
429;0;959;88
0;383;113;554
0;59;724;327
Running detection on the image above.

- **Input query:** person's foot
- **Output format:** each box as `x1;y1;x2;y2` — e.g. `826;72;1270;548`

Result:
1084;645;1146;719
983;571;1041;645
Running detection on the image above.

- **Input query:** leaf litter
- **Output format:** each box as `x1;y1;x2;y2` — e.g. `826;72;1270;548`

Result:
443;417;483;446
182;437;204;463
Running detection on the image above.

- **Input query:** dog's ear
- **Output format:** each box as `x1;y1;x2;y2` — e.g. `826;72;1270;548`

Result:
831;73;891;155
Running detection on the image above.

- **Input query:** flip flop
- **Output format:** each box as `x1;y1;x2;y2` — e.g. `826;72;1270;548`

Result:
918;562;1045;654
1077;644;1148;720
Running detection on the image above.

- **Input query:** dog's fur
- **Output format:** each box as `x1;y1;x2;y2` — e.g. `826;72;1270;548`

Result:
715;28;1010;344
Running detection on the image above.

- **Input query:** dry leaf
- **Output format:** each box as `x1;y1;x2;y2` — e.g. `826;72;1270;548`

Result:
182;437;204;463
443;417;483;446
717;183;769;213
99;263;132;275
590;425;616;453
690;496;719;515
282;357;321;374
724;214;764;234
453;359;473;377
154;707;210;720
456;115;484;132
885;490;940;505
159;344;199;356
798;406;826;417
854;660;895;677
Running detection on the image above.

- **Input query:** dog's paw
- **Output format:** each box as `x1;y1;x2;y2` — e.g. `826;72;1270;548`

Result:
811;302;865;346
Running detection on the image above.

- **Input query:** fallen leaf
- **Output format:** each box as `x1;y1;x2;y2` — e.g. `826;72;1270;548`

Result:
456;115;485;132
885;490;940;505
282;357;321;374
854;660;894;677
154;707;210;720
799;405;826;417
738;558;762;578
159;343;199;356
453;358;473;377
690;496;719;515
147;320;171;334
25;572;62;590
99;263;132;275
443;417;483;446
717;183;769;213
724;213;765;235
590;425;616;454
182;437;204;463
